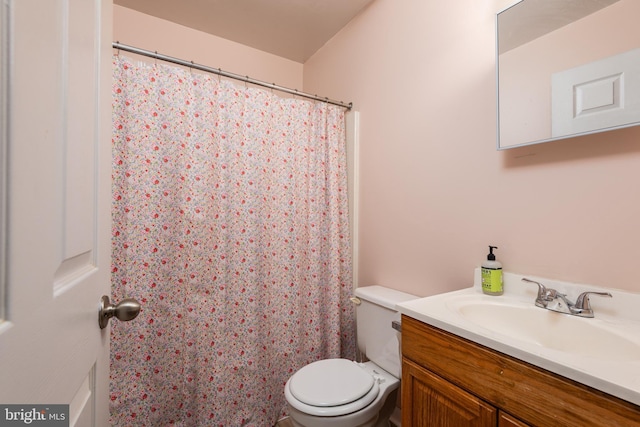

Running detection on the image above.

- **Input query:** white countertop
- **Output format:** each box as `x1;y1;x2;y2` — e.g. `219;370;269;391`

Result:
396;269;640;406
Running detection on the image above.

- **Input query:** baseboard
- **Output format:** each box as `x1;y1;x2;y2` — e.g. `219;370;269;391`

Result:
390;407;401;427
275;416;293;427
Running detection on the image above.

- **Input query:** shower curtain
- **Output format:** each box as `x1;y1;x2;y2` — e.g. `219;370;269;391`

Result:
110;56;355;426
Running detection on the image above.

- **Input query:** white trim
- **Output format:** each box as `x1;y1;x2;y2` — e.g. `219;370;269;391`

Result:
346;111;360;290
0;0;11;323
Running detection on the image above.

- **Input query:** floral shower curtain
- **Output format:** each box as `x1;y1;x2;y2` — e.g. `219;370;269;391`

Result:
110;56;355;426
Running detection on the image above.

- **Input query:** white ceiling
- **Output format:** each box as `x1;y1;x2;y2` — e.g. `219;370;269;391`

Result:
114;0;375;63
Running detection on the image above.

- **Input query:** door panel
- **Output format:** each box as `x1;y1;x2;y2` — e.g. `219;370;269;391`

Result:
0;0;112;425
402;358;496;427
552;48;640;137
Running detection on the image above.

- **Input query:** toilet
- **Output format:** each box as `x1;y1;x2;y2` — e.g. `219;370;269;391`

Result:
284;285;418;427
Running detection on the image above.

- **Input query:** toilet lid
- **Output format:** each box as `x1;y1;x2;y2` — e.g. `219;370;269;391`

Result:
289;359;375;407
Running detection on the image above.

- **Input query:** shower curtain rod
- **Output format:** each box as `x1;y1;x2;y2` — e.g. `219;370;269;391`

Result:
113;42;353;110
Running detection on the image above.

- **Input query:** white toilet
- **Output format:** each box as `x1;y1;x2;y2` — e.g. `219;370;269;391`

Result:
284;285;417;427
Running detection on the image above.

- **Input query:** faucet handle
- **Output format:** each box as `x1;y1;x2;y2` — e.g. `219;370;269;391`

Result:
521;278;553;307
574;291;612;315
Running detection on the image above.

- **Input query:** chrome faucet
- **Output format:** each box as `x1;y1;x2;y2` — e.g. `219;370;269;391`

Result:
521;278;612;318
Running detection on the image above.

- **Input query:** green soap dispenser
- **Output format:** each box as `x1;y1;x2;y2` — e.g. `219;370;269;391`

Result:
481;245;503;296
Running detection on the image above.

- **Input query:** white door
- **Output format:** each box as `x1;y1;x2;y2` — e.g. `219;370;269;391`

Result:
0;1;115;426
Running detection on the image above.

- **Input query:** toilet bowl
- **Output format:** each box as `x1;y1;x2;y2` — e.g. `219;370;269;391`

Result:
284;286;417;427
285;359;399;427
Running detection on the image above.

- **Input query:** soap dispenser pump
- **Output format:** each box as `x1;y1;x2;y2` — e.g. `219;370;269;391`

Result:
481;245;503;296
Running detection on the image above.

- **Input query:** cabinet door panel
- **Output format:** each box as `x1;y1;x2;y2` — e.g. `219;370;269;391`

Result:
403;358;496;427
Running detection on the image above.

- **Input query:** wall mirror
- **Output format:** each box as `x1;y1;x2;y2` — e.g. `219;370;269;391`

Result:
497;0;640;149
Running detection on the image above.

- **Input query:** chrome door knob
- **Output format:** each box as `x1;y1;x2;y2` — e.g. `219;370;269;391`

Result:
99;295;141;329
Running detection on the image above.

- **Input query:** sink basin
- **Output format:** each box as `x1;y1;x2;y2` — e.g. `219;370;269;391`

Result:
396;272;640;406
449;299;640;361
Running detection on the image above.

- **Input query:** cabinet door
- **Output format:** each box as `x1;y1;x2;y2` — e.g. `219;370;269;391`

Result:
402;358;496;427
499;412;531;427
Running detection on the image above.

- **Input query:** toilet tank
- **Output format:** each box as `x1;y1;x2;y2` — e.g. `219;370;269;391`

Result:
354;285;418;379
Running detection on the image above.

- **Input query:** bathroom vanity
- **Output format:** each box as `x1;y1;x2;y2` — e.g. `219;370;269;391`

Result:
397;272;640;426
401;315;640;426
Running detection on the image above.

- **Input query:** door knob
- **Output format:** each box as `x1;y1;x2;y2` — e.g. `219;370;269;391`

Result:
99;295;141;329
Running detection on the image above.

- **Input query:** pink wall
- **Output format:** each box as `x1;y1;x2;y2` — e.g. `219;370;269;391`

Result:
113;5;303;89
303;0;640;295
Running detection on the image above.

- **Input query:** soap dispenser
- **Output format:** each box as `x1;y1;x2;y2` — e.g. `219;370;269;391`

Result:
481;245;503;296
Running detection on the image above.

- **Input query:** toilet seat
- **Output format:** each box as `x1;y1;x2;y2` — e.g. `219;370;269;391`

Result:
286;359;381;417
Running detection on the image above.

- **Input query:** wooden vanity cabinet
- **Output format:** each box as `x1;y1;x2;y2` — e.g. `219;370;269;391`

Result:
401;315;640;427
